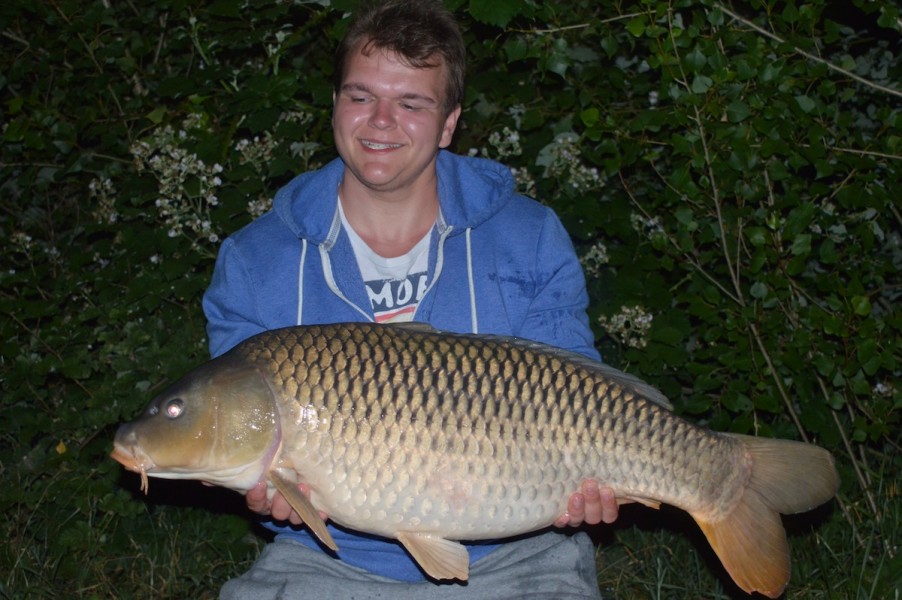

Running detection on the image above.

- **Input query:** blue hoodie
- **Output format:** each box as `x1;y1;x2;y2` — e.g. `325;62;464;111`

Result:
203;149;599;581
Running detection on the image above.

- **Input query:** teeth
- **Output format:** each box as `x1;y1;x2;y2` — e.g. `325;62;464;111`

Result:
362;140;402;150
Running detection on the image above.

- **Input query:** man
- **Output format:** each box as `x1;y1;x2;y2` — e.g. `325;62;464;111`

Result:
204;1;621;597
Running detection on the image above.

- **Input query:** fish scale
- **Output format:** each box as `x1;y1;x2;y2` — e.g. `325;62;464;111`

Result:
112;321;839;597
240;324;733;536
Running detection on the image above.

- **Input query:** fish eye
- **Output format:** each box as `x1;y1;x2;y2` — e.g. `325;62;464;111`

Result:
165;398;185;418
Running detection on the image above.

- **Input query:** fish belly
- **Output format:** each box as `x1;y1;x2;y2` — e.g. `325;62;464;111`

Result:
276;394;743;542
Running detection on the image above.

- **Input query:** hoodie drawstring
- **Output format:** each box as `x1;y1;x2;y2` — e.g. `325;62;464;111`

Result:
298;215;478;331
296;239;307;325
465;227;478;334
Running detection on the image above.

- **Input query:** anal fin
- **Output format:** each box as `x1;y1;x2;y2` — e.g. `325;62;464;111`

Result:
397;531;470;581
270;472;338;552
621;495;661;510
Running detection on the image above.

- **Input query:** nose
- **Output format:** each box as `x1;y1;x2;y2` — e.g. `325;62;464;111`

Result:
369;98;395;130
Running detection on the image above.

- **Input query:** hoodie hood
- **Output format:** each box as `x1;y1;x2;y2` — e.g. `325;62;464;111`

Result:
273;150;515;244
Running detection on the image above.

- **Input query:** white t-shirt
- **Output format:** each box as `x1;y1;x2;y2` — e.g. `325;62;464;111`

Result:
338;201;432;323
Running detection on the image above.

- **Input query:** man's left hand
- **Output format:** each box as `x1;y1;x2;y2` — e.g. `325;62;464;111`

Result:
555;480;622;527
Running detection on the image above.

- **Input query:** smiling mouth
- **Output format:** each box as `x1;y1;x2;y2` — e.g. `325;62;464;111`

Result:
361;140;403;150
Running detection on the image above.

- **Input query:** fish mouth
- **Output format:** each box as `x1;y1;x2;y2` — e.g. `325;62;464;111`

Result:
111;444;153;494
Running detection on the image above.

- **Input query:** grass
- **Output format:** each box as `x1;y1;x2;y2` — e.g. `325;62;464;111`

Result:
1;473;263;600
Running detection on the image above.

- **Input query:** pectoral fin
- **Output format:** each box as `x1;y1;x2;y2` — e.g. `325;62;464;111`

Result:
270;472;337;552
397;531;470;581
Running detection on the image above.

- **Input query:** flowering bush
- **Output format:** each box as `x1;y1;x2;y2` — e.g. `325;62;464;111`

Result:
130;118;226;250
1;0;899;597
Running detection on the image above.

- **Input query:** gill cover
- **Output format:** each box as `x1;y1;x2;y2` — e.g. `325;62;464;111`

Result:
112;354;279;491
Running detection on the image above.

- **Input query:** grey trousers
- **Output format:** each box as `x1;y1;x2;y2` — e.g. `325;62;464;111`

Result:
220;531;602;600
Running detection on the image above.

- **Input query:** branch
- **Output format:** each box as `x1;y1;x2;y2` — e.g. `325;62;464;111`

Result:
510;12;644;35
667;12;744;303
2;28;29;48
717;3;902;100
618;171;742;306
748;323;807;441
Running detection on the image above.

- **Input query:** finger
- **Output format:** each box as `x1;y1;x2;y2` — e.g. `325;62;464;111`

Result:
245;481;270;515
581;480;603;525
554;498;578;527
567;492;585;527
270;491;302;524
598;486;619;524
554;513;571;528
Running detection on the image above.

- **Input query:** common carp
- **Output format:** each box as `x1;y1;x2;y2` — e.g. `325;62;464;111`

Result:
111;322;839;597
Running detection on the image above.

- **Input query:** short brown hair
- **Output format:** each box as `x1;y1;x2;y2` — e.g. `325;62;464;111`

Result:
333;0;466;115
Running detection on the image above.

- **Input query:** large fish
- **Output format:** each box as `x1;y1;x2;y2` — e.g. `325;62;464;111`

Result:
111;322;838;597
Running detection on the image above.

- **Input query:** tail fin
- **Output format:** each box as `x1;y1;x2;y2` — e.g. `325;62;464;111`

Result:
693;435;839;598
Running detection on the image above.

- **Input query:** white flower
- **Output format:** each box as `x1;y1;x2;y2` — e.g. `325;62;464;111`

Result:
598;305;654;349
580;242;610;278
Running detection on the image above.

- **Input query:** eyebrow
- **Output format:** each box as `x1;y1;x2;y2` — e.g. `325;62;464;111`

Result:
340;83;439;106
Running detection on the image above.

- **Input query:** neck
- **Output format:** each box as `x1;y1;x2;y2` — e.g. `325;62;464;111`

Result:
339;183;438;258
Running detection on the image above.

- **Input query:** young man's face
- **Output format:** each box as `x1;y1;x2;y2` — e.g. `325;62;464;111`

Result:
333;45;461;197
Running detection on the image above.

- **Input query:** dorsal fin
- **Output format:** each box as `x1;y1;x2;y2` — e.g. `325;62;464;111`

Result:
392;322;439;334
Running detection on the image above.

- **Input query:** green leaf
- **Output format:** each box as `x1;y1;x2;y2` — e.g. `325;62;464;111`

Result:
795;94;816;113
626;17;646;38
684;47;707;72
760;62;781;82
746;227;767;247
9;95;25;114
469;0;522;27
819;238;838;263
503;38;529;62
681;395;713;414
690;75;713;94
541;39;571;78
812;354;835;377
674;207;697;231
209;0;242;18
791;233;811;256
726;100;751;122
707;7;724;26
146;107;166;124
580;107;600;128
722;392;754;413
851;296;871;317
814;158;835;178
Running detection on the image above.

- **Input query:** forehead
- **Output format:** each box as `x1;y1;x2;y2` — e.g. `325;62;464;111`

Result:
342;44;448;97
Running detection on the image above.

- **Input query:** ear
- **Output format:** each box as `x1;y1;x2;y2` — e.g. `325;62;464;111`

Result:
439;105;462;149
332;91;337;126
